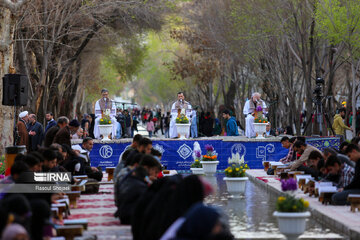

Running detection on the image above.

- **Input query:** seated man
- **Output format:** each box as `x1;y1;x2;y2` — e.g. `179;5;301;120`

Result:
116;154;162;224
265;122;275;137
332;144;360;205
80;137;103;181
290;141;322;171
94;88;117;139
325;155;354;188
279;137;297;164
114;152;142;215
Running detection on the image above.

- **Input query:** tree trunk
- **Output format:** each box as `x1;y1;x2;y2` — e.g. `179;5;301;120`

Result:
351;56;358;138
0;8;17;153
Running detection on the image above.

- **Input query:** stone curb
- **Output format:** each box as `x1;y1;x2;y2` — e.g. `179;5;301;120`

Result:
246;171;360;239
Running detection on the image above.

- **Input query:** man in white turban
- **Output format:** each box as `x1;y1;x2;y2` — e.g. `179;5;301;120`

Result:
16;111;29;150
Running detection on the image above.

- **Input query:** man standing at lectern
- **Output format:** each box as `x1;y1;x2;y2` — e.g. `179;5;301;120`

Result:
169;92;192;138
94;89;117;139
243;92;267;138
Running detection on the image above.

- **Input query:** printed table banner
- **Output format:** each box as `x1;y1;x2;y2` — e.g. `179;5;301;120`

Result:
89;137;339;171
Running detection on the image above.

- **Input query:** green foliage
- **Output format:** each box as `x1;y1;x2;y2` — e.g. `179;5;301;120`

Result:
104;36;148;82
134;31;185;106
224;163;249;177
316;0;360;49
190;159;202;168
99;115;112;125
276;195;309;213
176;113;189;123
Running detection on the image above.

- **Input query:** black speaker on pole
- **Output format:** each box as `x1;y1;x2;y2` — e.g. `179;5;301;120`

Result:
2;74;28;106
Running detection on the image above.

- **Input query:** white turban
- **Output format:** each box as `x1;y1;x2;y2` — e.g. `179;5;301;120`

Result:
19;111;28;118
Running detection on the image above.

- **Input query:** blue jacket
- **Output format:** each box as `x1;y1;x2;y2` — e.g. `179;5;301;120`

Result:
45;119;57;133
226;117;239;136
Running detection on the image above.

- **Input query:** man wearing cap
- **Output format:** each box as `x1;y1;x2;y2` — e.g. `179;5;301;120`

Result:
16;111;29;149
53;119;80;146
94;89;117;139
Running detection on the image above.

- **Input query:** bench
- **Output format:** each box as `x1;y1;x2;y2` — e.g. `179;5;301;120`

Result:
56;225;83;240
319;191;337;205
348;194;360;212
106;167;116;181
66;191;81;208
315;182;333;197
71;179;88;192
64;219;88;230
52;203;67;221
288;171;304;179
275;166;289;176
51;207;59;219
296;175;313;190
304;180;315;195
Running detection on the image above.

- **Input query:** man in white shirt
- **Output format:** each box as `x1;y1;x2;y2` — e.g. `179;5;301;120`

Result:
169;92;192;138
243;92;267;138
94;89;117;139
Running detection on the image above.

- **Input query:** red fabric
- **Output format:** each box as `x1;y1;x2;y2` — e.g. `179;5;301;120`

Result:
256;177;269;183
157;172;164;178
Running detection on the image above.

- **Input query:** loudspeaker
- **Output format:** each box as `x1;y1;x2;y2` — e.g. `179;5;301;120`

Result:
2;74;28;106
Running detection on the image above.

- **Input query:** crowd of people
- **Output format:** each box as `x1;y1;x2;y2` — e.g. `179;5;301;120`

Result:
0;131;235;239
271;136;360;205
113;134;234;240
0;115;103;239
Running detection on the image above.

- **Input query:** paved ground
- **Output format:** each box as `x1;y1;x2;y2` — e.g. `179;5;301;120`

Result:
246;170;360;239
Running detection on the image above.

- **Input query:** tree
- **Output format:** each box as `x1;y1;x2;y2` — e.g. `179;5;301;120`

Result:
0;0;27;152
15;0;166;122
316;0;360;136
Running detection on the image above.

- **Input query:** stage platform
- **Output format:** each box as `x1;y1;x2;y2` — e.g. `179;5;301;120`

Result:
72;136;340;171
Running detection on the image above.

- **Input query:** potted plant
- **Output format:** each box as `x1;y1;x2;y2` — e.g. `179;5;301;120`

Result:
273;178;310;240
98;110;113;141
175;109;191;139
200;145;219;175
223;153;249;194
190;159;203;175
253;106;268;139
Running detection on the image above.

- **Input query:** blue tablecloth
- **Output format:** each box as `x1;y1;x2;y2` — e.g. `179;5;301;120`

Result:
90;137;339;171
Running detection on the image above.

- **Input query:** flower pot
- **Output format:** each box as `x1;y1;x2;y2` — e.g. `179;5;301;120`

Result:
98;124;113;141
273;211;311;240
200;161;219;175
253;123;267;139
190;168;204;175
175;123;191;139
223;177;248;194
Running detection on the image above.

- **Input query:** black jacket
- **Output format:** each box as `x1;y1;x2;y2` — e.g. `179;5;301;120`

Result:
27;121;44;151
44;125;60;147
116;168;148;224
